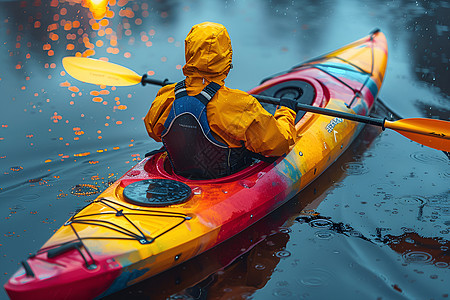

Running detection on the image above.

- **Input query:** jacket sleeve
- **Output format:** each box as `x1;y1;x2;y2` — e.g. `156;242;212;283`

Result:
241;97;297;157
143;85;176;142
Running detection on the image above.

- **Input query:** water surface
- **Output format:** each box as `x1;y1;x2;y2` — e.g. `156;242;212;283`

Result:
0;1;448;299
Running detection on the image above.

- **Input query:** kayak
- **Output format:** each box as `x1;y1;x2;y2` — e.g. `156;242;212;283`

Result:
5;29;388;300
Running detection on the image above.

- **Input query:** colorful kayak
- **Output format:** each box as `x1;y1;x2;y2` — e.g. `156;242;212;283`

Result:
5;30;388;300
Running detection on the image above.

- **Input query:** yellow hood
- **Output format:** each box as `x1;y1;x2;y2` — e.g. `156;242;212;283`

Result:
182;22;232;83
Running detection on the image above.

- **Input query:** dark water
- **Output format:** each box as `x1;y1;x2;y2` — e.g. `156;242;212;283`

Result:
0;0;449;299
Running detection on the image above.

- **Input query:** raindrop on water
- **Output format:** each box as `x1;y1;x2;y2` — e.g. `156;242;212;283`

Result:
272;288;292;298
397;195;427;206
279;227;291;234
315;230;334;240
434;262;448;268
19;194;40;202
299;268;334;286
402;251;434;264
275;250;291;258
409;151;448;165
309;219;333;229
341;162;369;175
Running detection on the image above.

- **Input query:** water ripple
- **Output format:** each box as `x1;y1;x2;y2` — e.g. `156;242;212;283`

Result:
10;204;25;211
439;171;450;179
434;262;449;268
275;250;291;258
375;141;394;149
410;151;449;165
314;230;335;240
341;162;369;175
279;227;292;234
397;195;427;206
402;251;434;264
371;182;396;190
299;268;334;286
309;219;333;229
272;288;292;298
19;194;40;202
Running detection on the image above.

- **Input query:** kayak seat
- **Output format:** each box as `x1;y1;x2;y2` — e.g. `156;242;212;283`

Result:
259;80;315;122
161;80;252;179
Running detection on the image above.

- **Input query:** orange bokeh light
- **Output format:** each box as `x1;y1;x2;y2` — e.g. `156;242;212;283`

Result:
86;0;109;20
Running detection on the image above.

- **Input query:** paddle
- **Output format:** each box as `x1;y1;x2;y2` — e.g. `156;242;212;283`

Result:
62;56;450;152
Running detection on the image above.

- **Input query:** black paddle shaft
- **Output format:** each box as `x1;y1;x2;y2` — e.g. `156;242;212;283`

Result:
140;74;386;129
254;94;386;128
141;74;170;87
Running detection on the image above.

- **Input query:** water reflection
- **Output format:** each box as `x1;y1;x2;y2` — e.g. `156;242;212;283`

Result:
407;0;449;96
1;0;179;73
297;214;450;269
354;0;449;100
386;232;449;267
261;0;335;55
2;1;92;69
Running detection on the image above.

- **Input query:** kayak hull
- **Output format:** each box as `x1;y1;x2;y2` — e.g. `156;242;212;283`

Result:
5;30;388;300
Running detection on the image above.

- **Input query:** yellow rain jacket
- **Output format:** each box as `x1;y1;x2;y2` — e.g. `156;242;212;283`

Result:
144;22;297;157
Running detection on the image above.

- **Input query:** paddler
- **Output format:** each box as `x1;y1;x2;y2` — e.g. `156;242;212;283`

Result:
144;22;298;179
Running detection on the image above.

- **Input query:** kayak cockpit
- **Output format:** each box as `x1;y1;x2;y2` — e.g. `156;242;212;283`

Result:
145;152;275;184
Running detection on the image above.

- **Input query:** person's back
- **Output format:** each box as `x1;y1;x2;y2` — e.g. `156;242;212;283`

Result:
144;22;298;178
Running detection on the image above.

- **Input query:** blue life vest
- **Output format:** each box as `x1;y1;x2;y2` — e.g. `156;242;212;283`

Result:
161;80;251;179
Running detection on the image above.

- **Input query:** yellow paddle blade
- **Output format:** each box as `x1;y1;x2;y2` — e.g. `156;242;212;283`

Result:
62;57;142;86
385;118;450;151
